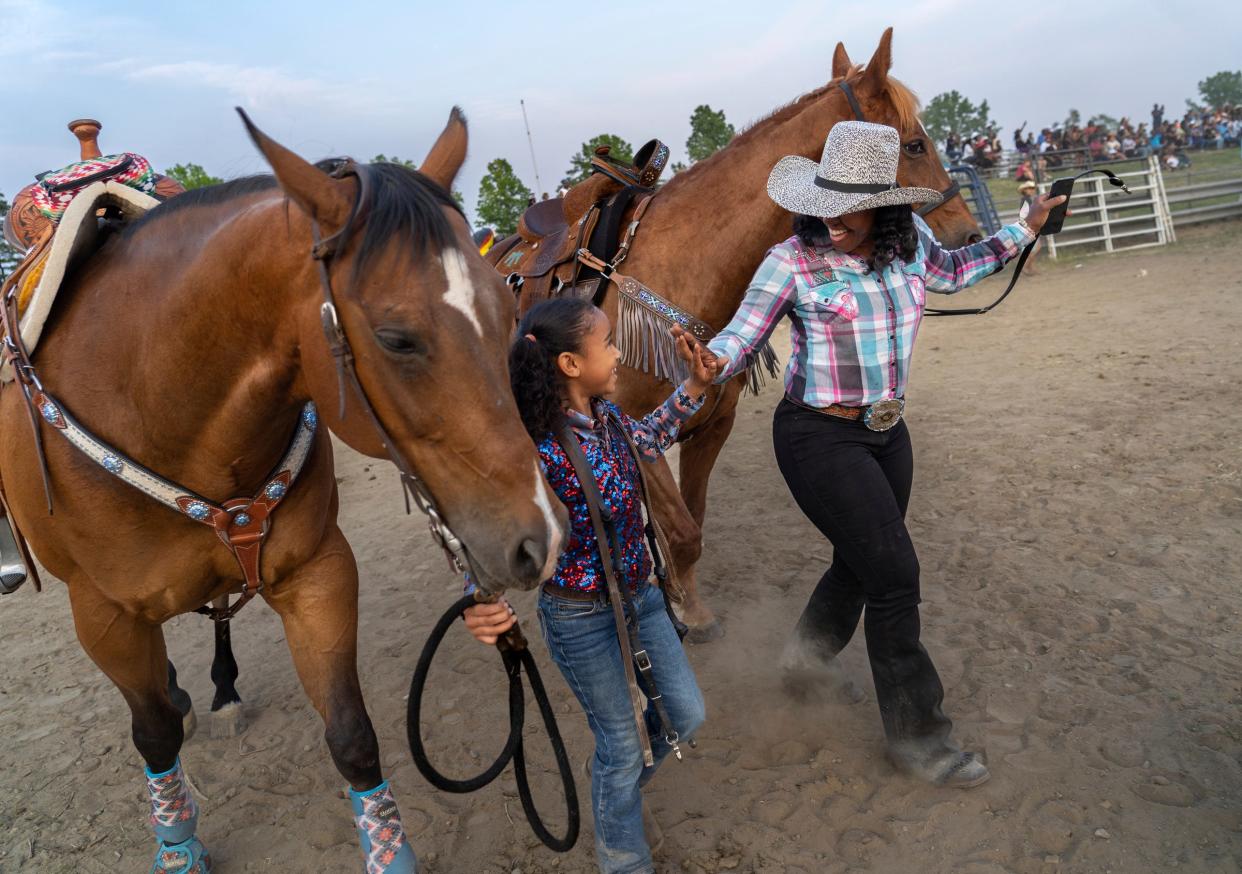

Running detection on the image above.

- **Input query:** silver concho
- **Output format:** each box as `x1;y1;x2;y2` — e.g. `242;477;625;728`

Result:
863;398;905;432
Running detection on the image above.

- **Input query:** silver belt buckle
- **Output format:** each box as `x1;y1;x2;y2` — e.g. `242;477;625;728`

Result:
863;398;905;432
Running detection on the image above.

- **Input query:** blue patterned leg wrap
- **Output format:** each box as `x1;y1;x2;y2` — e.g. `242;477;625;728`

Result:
350;780;418;873
145;759;199;845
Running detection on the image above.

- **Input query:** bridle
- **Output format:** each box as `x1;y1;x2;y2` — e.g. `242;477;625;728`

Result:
835;79;960;217
310;160;474;579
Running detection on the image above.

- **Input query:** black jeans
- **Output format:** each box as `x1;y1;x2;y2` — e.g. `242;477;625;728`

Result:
772;397;955;762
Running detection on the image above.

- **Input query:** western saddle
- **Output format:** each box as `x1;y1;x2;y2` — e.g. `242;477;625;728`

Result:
485;139;670;310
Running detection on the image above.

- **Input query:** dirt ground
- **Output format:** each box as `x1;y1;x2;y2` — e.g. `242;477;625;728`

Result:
1;223;1240;873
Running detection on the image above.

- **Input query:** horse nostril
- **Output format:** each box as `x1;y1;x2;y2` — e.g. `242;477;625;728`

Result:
512;537;547;582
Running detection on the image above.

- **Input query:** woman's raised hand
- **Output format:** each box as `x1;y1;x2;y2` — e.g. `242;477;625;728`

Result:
1020;193;1070;234
463;598;517;646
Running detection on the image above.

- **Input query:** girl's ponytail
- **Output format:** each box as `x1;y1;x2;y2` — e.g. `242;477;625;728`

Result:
509;297;597;441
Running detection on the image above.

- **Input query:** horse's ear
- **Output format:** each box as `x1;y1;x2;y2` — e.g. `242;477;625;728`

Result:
420;106;468;190
860;27;894;91
831;42;853;80
236;108;351;227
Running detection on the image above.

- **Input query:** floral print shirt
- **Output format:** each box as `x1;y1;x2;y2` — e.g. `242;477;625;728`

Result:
536;387;703;592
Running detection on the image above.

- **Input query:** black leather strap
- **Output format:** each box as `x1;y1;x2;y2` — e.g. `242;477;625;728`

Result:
555;424;655;767
918;180;960;216
839;80;865;121
923;237;1036;317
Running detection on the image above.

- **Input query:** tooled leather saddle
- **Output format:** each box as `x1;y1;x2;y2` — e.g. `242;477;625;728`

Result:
485;139;670;311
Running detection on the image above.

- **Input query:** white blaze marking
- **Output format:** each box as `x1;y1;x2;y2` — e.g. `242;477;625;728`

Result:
533;462;563;580
442;249;483;337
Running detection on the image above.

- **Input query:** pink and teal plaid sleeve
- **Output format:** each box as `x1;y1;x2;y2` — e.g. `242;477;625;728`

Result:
917;215;1037;293
707;246;798;383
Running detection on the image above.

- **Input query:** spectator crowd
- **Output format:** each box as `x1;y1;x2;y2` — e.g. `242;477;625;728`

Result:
944;103;1242;178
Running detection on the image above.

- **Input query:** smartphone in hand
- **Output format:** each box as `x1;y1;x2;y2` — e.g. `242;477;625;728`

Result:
1040;177;1075;235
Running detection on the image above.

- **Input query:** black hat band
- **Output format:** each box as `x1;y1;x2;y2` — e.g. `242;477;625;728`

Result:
813;177;899;193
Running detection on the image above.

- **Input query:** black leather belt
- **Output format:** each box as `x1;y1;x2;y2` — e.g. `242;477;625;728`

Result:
541;582;609;602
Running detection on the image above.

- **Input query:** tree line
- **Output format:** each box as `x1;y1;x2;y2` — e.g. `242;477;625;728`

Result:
920;69;1242;144
476;103;734;235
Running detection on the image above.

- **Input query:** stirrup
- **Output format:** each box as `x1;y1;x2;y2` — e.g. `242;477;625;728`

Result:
0;511;27;595
150;836;212;874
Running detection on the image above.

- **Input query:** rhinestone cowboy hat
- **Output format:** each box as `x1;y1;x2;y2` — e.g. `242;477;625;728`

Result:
766;120;943;218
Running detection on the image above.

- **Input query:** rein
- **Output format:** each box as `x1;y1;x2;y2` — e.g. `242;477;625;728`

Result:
837;82;1132;318
406;593;580;852
922;168;1130;317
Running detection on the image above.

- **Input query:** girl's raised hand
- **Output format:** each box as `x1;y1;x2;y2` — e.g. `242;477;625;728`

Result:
463;598;518;646
671;326;718;395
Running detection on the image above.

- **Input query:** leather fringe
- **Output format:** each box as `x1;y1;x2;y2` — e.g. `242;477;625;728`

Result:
615;292;781;397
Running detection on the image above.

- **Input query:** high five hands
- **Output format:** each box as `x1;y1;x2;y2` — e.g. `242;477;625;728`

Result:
671;325;726;396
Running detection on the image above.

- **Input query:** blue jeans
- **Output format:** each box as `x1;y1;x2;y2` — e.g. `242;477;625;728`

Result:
538;583;705;874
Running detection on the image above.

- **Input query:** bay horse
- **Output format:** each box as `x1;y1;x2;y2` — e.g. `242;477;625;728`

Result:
0;109;565;871
551;29;982;640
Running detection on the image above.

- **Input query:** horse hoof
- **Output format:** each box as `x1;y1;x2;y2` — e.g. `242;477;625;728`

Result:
182;706;198;741
210;702;244;739
686;619;724;645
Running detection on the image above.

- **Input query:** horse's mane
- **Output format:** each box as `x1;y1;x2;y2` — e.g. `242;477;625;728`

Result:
125;174;279;233
127;162;464;278
660;68;921;194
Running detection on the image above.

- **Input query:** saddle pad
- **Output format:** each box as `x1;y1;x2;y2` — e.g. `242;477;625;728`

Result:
2;180;160;383
32;153;156;223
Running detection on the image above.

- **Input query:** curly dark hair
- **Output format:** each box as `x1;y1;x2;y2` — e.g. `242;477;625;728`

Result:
793;205;919;274
510;297;598;441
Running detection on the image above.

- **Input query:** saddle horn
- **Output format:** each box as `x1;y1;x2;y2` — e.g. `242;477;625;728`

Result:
68;119;103;160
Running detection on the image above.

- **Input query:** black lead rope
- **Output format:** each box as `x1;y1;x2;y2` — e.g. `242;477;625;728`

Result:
407;593;580;852
922;241;1035;317
924;168;1130;317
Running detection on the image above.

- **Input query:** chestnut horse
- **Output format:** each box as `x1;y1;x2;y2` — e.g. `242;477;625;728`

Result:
0;109;565;870
499;29;982;640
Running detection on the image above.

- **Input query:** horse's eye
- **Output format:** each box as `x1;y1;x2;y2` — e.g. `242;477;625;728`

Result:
374;327;426;357
904;140;927;156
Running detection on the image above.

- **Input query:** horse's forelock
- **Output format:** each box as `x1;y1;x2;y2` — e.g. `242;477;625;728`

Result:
346;161;465;284
880;75;923;135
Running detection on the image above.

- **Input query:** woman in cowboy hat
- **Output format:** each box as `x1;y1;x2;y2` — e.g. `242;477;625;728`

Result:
694;120;1065;788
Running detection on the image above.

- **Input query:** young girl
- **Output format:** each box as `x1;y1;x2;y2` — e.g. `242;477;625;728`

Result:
464;297;716;874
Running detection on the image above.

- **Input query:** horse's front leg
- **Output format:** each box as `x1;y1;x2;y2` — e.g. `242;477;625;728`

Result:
68;580;212;872
643;453;722;642
674;384;744;642
263;525;417;873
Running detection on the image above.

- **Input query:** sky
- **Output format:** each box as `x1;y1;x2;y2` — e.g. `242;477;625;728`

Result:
2;0;1239;225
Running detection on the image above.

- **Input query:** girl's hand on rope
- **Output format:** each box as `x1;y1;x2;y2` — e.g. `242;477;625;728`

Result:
464;598;517;645
671;326;721;396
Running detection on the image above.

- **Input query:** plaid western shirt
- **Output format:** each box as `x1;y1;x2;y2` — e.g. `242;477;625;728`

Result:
707;216;1036;407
